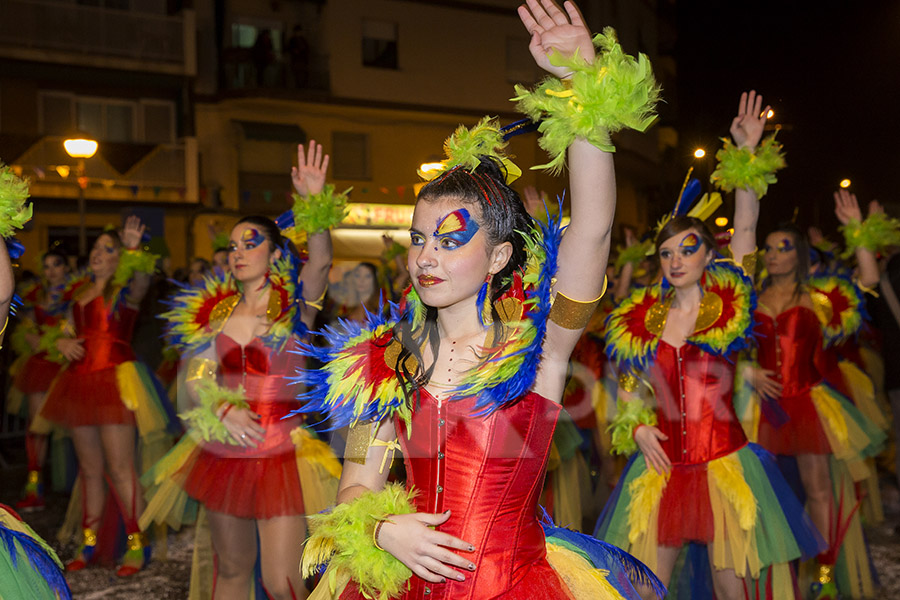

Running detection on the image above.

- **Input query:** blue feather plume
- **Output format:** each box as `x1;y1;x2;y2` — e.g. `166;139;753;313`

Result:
0;521;72;599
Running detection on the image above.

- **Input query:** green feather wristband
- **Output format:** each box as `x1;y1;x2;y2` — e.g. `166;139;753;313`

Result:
382;241;407;263
839;213;900;258
179;379;249;443
0;163;33;238
614;240;654;271
710;133;786;198
290;184;350;234
9;318;38;357
302;483;416;600
512;27;661;174
112;248;159;287
608;397;656;456
38;325;67;364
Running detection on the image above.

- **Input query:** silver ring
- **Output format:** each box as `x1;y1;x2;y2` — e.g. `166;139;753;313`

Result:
240;433;247;439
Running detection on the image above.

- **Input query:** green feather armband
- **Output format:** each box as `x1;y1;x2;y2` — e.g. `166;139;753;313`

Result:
38;325;67;364
614;240;653;271
0;164;33;238
839;213;900;258
382;240;407;262
512;27;660;174
710;133;786;198
609;398;656;456
302;483;416;600
112;248;159;287
179;380;248;443
290;184;350;234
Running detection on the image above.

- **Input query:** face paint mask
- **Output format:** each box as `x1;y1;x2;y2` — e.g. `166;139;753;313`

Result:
776;238;794;253
433;209;480;250
241;228;266;248
679;232;702;254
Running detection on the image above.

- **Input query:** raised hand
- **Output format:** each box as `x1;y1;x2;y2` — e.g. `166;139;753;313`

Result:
518;0;594;78
291;139;330;198
623;226;637;247
868;199;885;216
634;425;671;475
834;189;863;225
120;215;146;250
730;90;770;150
377;511;476;583
522;185;546;217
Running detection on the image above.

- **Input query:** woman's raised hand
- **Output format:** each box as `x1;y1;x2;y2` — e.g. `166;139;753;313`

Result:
834;189;863;225
518;0;594;78
291;139;329;198
633;425;671;475
221;406;266;448
730;90;770;150
377;511;476;584
120;215;146;250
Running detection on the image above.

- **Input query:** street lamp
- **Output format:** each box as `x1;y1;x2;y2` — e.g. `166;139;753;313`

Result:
693;148;706;159
839;179;851;189
63;136;98;256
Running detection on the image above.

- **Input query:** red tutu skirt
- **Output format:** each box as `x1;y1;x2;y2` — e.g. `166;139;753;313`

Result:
41;365;136;427
758;387;832;455
179;415;305;519
658;461;715;546
13;353;63;395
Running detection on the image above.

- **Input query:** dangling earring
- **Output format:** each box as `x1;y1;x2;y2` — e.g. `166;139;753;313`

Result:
477;274;492;327
659;276;670;295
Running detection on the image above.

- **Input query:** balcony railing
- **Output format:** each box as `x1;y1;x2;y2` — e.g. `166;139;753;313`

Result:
0;0;189;69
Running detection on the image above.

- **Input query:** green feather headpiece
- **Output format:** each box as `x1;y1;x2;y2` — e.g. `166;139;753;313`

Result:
417;117;522;184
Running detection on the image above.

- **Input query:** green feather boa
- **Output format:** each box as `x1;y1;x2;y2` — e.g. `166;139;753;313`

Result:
302;484;416;600
0;164;33;238
710;133;786;198
290;184;350;234
38;325;67;364
112;248;159;287
839;213;900;258
614;240;653;271
609;398;656;456
512;27;660;174
179;380;249;444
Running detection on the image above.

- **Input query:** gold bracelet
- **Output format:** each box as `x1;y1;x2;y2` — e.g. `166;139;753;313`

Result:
373;519;387;551
186;357;218;383
618;372;640;393
548;279;607;330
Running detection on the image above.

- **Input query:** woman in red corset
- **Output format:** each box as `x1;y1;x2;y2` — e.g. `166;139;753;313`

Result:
295;3;664;599
751;191;886;599
12;247;70;510
40;216;176;576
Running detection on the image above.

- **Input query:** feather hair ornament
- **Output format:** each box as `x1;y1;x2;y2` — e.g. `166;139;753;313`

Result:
416;116;522;184
512;27;660;174
651;168;724;245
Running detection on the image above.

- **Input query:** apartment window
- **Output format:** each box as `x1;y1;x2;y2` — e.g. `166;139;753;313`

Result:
142;101;176;144
331;132;370;180
39;92;175;144
77;99;135;143
362;20;398;69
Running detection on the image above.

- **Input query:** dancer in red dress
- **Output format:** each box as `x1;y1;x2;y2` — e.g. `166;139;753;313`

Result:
142;140;341;599
40;216;176;576
10;248;70;510
750;191;886;599
296;3;663;598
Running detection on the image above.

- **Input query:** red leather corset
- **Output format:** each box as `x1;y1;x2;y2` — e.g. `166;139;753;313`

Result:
755;307;826;397
71;297;137;372
649;341;746;465
34;304;61;328
210;334;303;456
395;390;560;599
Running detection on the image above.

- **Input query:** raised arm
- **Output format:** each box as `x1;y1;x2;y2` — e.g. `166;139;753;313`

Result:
120;215;154;307
834;189;880;288
0;241;13;344
729;91;770;268
292;140;334;327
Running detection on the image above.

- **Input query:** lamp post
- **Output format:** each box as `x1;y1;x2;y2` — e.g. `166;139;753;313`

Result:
63;137;98;256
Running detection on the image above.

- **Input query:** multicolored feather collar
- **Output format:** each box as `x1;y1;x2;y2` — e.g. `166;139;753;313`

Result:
605;259;756;378
161;250;308;357
289;211;563;430
806;271;866;348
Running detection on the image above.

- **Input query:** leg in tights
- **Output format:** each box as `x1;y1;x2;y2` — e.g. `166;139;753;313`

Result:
258;514;308;599
638;545;681;600
26;392;49;469
208;510;258;600
71;426;106;536
99;424;142;524
707;549;747;600
797;453;833;547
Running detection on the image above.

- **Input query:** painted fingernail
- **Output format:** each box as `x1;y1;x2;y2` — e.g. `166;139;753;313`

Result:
441;578;447;583
468;563;476;570
457;574;465;581
468;545;475;552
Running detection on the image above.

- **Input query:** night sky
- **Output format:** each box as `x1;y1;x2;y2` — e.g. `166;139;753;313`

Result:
674;0;900;235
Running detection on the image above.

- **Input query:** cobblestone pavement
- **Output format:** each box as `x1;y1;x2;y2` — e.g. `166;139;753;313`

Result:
3;464;900;599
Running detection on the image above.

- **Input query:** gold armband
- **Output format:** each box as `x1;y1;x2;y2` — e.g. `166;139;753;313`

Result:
305;286;328;312
344;422;373;465
618;371;640;393
548;278;607;330
186;357;218;383
740;248;758;279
